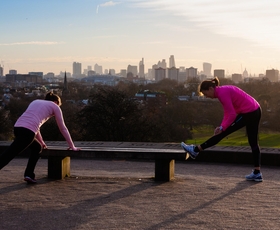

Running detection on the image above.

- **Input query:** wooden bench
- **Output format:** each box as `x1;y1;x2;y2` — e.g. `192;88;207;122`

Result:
0;141;188;182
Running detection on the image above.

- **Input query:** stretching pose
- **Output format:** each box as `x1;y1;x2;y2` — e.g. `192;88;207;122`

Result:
181;77;262;182
0;92;80;183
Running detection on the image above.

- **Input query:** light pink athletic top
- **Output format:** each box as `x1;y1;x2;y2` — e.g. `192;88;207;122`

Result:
14;99;75;148
214;85;260;130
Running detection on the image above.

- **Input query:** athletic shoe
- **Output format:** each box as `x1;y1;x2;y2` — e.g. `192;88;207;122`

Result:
181;142;199;159
24;176;37;184
245;171;263;182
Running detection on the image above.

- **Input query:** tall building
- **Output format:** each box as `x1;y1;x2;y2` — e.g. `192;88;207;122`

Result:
186;67;198;79
169;55;175;68
232;73;243;83
62;71;70;96
155;67;166;82
158;59;167;68
73;62;82;76
127;65;138;77
203;62;212;77
0;65;3;76
120;69;127;78
139;58;145;78
214;69;225;78
266;69;279;82
94;64;103;74
168;67;179;82
178;67;187;83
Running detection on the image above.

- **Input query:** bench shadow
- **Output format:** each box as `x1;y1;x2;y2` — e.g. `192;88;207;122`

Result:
0;177;163;229
144;180;259;230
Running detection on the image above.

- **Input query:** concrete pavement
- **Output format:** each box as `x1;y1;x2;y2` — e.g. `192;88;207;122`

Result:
1;157;280;230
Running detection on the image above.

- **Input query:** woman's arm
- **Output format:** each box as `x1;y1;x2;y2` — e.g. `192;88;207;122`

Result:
53;106;80;151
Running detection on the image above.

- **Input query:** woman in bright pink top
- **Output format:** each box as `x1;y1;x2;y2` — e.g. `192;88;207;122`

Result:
0;92;80;183
181;77;262;182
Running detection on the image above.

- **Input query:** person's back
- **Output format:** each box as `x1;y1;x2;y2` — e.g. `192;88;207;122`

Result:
15;99;59;134
215;85;259;115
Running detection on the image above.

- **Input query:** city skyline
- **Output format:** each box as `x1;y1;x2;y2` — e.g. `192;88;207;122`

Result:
1;0;280;76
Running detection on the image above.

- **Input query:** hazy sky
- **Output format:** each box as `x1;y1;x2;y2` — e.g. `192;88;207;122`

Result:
1;0;280;76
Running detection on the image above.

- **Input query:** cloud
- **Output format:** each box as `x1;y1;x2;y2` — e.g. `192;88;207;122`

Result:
100;1;120;7
96;1;121;13
0;41;62;46
129;0;280;50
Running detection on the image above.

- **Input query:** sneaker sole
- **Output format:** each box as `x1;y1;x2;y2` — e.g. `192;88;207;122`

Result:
24;177;37;184
181;143;196;159
246;178;263;182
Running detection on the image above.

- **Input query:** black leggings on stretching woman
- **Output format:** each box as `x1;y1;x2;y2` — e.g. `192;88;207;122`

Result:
0;127;42;179
199;107;262;167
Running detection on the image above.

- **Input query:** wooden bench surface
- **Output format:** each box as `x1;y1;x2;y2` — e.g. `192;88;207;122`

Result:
42;145;188;161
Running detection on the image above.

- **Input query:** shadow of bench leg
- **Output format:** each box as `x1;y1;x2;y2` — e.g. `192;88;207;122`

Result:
47;156;70;179
155;159;175;181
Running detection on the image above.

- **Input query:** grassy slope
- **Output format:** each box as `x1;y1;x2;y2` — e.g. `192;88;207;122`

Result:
186;126;280;148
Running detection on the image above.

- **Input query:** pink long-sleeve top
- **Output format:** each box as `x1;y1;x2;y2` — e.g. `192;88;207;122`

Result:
214;85;260;131
14;99;75;148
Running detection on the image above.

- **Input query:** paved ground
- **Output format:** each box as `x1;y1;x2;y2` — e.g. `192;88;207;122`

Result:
1;157;280;230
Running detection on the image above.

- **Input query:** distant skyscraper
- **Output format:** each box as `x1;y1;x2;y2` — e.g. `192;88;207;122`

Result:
139;58;145;78
73;62;82;76
169;55;175;68
232;73;243;83
266;69;279;82
94;64;103;74
214;69;225;78
186;67;198;79
127;65;137;77
168;67;179;82
203;62;212;77
0;65;3;76
109;69;115;75
155;67;166;82
178;67;187;82
120;69;127;78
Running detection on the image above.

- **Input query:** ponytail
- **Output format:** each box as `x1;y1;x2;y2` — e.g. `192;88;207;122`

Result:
199;77;220;92
45;92;62;106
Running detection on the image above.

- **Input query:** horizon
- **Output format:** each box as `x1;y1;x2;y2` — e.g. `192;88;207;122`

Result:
1;0;280;76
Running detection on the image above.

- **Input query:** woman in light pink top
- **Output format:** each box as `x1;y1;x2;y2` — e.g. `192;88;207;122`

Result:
0;92;80;183
181;77;262;182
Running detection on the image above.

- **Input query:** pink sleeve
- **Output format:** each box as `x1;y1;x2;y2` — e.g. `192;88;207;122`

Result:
219;93;237;130
53;106;75;149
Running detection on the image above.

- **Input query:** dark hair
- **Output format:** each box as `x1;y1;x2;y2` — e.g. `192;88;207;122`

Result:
45;92;62;106
199;77;220;92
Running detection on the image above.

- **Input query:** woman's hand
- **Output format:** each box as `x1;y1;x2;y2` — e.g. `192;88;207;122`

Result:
41;143;48;149
214;126;223;135
67;147;81;151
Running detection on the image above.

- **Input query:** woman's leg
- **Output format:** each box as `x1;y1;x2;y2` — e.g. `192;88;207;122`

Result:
24;139;42;179
244;108;262;169
0;127;35;170
199;114;246;150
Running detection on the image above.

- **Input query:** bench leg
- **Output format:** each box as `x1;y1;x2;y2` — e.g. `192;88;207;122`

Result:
155;159;175;181
47;156;70;179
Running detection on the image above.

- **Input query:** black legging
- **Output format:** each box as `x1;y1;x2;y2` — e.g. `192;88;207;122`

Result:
200;107;262;167
0;127;42;178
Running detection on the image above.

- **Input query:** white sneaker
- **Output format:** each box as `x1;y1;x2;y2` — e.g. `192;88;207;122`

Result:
181;142;199;159
245;171;263;182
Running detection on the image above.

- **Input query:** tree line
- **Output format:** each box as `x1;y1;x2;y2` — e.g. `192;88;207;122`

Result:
1;77;279;142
